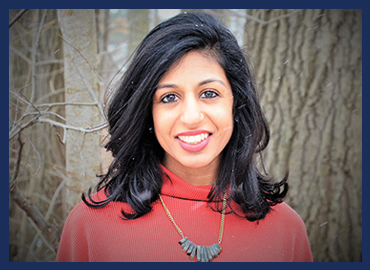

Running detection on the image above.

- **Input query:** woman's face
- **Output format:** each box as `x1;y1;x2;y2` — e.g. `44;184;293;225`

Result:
152;51;234;175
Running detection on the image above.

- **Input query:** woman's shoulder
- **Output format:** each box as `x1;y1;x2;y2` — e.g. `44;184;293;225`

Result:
64;189;129;225
267;202;307;229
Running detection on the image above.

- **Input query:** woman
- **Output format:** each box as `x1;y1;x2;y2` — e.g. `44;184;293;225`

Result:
56;11;313;262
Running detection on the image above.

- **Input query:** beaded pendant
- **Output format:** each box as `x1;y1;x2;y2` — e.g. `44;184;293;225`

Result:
179;237;222;262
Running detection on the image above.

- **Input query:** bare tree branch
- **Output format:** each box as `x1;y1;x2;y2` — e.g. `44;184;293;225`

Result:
9;9;29;28
45;177;67;221
10;134;24;190
38;117;108;134
26;216;57;255
9;185;61;253
20;132;42;177
9;114;40;140
35;102;97;109
9;113;108;142
10;83;41;113
9;45;31;65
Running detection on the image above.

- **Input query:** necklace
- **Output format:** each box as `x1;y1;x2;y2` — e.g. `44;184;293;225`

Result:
158;190;227;262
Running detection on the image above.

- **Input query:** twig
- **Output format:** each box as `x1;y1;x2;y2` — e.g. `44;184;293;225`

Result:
20;132;41;178
15;82;32;91
9;9;29;28
26;217;57;255
9;185;61;253
45;178;67;221
9;115;40;141
13;95;20;133
10;84;40;113
35;102;97;109
38;117;108;133
9;108;108;141
9;101;28;116
10;134;24;191
9;79;41;135
226;9;302;25
9;46;31;65
10;111;40;132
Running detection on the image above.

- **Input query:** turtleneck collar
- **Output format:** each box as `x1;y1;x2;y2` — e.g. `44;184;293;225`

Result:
160;164;213;201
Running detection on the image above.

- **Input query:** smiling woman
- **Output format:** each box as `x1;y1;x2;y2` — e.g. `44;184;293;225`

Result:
56;12;313;262
152;51;234;185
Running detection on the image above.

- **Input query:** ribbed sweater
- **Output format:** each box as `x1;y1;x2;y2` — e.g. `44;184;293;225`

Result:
56;165;313;262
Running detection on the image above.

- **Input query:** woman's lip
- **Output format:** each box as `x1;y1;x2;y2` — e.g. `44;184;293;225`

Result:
176;135;211;153
176;130;212;136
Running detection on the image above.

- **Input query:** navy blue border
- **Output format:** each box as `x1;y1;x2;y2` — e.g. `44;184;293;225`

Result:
6;2;366;269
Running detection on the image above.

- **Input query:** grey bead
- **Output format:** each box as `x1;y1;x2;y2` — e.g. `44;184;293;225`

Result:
196;246;202;262
202;246;209;262
199;246;206;262
190;244;197;260
206;246;213;261
181;239;192;252
213;243;221;255
186;242;196;255
208;245;215;258
179;237;188;245
209;245;218;259
216;243;222;255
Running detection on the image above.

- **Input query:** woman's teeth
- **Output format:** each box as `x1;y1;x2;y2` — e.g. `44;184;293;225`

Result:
178;133;209;144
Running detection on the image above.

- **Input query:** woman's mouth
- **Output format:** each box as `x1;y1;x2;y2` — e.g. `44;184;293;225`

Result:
177;133;210;144
175;132;212;152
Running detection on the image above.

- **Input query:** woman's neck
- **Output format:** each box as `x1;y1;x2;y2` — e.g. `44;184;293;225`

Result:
162;156;219;186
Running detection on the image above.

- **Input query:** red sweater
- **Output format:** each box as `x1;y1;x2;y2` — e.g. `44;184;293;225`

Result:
56;165;313;262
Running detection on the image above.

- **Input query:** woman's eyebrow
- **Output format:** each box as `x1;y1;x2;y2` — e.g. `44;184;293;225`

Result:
157;79;226;90
198;79;227;87
156;83;178;90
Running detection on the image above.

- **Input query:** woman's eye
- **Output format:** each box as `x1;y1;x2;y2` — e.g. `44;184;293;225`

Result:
201;90;218;99
161;93;178;103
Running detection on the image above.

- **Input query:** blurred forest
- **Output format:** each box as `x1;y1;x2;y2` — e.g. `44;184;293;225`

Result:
9;9;362;262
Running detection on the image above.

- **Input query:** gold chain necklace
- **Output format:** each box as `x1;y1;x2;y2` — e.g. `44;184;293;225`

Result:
159;190;227;262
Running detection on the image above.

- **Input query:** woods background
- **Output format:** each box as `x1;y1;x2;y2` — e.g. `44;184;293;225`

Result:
9;9;362;262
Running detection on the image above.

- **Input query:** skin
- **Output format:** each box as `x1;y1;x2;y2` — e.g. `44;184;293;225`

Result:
152;51;234;186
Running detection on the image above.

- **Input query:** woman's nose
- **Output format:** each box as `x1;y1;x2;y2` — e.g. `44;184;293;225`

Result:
180;96;204;127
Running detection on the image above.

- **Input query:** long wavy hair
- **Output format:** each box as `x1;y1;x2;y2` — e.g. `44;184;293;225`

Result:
83;11;288;221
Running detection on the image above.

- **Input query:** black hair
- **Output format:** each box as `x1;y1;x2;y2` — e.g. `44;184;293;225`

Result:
82;11;288;221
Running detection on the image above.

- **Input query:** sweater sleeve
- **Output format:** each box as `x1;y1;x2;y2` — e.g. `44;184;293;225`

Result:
281;203;313;262
293;214;313;262
56;202;90;262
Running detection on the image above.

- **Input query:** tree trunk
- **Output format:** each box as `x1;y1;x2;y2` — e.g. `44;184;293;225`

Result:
243;9;362;262
127;9;149;56
57;9;101;212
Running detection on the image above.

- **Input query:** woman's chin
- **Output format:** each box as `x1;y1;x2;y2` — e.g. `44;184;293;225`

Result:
177;157;218;171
